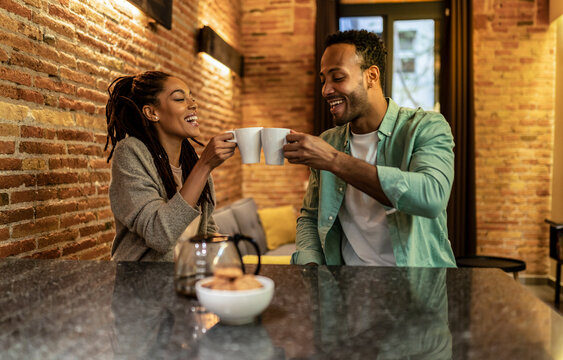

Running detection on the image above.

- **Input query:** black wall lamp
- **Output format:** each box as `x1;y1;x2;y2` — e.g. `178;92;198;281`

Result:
127;0;172;30
198;26;244;77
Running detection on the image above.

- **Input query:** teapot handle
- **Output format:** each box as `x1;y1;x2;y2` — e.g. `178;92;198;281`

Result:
233;234;261;275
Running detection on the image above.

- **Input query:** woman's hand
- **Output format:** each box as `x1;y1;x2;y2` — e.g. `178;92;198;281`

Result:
198;132;237;171
180;132;236;207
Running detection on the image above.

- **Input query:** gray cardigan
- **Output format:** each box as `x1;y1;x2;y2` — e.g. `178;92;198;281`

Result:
109;136;218;261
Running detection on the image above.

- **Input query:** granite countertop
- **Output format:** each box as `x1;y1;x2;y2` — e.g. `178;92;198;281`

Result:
0;259;562;359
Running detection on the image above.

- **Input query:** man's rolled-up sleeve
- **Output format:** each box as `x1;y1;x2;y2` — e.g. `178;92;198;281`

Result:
292;168;326;265
377;117;455;219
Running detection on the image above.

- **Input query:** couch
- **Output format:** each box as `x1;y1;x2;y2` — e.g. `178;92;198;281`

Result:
213;198;296;265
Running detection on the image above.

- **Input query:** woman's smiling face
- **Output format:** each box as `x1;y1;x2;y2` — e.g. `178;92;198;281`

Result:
152;76;200;143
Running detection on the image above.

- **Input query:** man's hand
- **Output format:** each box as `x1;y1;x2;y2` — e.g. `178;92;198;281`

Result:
283;130;339;171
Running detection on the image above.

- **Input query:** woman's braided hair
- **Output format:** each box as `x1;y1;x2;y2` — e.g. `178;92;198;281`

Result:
105;71;212;206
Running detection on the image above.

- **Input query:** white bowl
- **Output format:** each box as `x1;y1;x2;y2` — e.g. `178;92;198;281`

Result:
195;275;275;325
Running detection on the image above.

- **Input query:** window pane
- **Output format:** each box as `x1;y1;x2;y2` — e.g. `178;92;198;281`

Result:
339;16;383;36
392;20;437;111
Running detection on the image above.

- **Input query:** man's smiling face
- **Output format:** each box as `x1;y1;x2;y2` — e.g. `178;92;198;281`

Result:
320;43;371;127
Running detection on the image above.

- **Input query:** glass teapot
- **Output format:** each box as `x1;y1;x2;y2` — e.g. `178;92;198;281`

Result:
174;233;261;296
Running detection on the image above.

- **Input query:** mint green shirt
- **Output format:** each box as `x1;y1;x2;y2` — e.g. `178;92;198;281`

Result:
291;98;456;267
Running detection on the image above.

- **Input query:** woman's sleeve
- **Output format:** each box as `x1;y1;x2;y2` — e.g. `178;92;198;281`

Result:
110;141;202;254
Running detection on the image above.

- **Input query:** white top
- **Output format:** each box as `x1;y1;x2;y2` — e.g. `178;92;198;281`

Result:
339;131;396;266
170;163;200;258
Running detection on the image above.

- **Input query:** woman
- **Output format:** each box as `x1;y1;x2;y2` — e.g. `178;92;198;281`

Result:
105;71;236;261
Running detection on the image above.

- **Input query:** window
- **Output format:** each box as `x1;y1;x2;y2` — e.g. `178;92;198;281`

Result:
339;2;445;112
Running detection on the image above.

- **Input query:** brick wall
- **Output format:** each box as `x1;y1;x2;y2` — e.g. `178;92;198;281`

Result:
473;0;555;274
1;0;558;275
0;0;243;259
240;0;314;210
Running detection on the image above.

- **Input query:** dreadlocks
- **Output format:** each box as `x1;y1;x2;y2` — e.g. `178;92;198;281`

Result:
105;71;213;206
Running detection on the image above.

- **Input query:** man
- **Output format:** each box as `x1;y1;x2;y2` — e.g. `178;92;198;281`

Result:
283;30;456;267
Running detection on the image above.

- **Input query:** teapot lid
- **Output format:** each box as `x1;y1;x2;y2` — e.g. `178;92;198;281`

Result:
189;233;230;243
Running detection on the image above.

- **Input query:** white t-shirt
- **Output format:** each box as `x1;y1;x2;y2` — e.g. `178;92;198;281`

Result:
339;131;396;266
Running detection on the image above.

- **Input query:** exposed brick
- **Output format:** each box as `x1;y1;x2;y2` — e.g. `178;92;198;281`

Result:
27;247;61;259
0;0;32;19
97;231;114;244
76;31;110;54
59;67;96;87
0;227;8;240
0;206;34;225
31;108;74;127
11;189;58;203
49;158;88;169
67;243;109;260
97;209;113;220
21;158;47;170
48;3;86;29
97;184;109;195
35;201;78;218
60;212;96;228
35;76;76;95
0;174;36;189
67;144;102;156
0;158;21;170
37;228;79;248
0;83;18;100
76;87;107;104
0;193;8;206
89;158;110;169
56;129;94;141
37;172;78;186
0;101;28;121
0;141;15;154
16;88;44;104
0;48;8;62
76;113;105;130
77;197;109;210
33;13;75;39
0;123;19;136
0;67;33;86
61;237;96;256
0;238;36;257
19;141;66;154
21;125;56;139
58;185;95;199
9;51;57;75
11;217;58;238
79;223;105;237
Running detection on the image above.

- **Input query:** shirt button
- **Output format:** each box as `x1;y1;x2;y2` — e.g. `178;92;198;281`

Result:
328;216;334;221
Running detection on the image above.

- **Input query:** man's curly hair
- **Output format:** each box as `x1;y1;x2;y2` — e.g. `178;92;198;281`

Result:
325;30;387;88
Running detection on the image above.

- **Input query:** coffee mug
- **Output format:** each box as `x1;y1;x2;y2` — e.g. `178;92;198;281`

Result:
261;128;290;165
227;127;263;164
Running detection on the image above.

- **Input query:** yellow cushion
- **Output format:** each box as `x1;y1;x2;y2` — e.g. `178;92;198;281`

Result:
243;255;291;265
257;205;297;250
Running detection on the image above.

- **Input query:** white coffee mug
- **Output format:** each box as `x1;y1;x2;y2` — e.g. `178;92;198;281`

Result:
227;127;263;164
261;128;290;165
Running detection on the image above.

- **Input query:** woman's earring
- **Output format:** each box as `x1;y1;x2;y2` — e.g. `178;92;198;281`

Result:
154;116;159;122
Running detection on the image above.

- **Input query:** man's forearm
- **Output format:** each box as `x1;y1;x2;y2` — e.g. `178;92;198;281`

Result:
328;151;392;206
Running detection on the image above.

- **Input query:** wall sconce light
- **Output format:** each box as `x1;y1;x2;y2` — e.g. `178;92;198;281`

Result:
198;26;244;76
127;0;172;30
